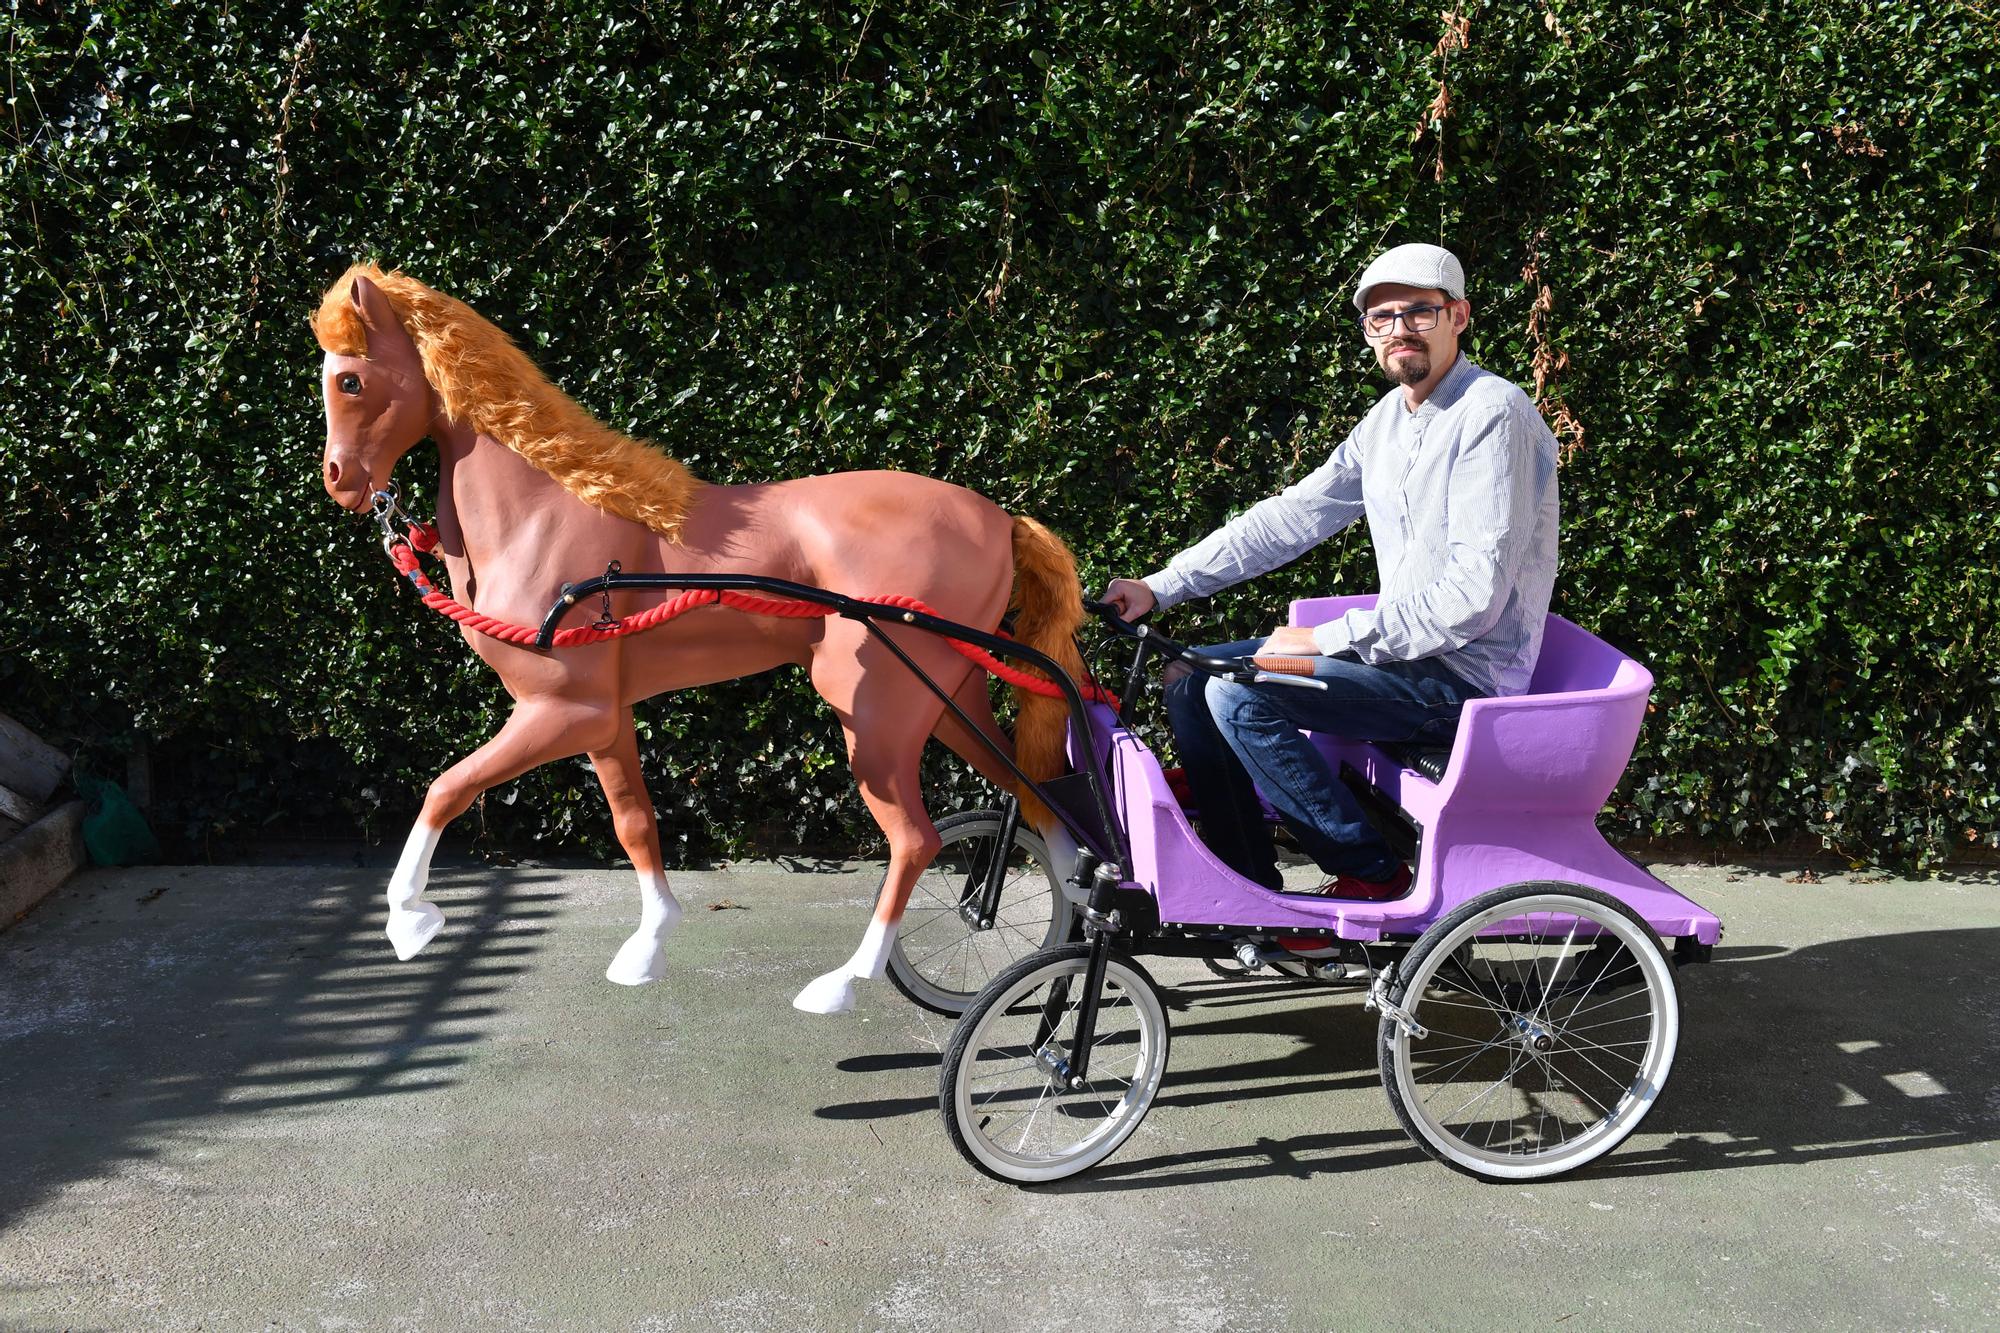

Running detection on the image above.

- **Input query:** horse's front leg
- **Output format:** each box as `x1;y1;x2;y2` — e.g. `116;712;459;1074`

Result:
385;698;621;960
589;709;682;985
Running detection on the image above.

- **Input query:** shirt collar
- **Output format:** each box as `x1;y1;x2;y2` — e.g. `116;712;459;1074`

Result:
1410;354;1477;416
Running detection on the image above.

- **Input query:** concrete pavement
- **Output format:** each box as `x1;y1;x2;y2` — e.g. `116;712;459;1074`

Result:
1;859;1995;1330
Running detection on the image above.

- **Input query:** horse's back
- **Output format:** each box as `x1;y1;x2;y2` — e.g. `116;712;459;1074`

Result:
786;470;1015;607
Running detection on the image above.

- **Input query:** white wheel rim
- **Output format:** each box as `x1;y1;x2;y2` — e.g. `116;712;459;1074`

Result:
951;956;1168;1183
1390;893;1679;1179
892;823;1064;1010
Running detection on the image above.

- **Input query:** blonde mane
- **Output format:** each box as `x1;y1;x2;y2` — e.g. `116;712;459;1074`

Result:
312;263;700;540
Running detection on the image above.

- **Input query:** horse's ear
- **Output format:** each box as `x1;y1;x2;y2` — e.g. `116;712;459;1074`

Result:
348;272;396;337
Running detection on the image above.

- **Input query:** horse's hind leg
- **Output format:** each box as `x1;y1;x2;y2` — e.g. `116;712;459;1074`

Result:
792;641;960;1014
590;710;683;985
792;727;941;1014
384;698;622;960
928;672;1019;791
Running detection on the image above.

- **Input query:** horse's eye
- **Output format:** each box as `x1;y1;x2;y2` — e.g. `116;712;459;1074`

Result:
337;372;362;395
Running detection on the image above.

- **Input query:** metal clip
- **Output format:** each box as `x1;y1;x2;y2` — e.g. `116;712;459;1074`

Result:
591;560;623;631
372;484;412;556
370;482;406;525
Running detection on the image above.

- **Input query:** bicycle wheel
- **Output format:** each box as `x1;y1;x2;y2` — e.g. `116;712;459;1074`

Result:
1378;882;1680;1181
940;944;1170;1184
887;810;1074;1015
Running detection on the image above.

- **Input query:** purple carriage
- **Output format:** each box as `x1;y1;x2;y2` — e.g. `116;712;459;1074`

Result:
927;596;1722;1184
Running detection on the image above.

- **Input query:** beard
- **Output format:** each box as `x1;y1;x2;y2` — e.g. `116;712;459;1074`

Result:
1379;340;1432;386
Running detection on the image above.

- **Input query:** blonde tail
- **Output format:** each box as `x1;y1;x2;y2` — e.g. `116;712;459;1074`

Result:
1007;516;1088;828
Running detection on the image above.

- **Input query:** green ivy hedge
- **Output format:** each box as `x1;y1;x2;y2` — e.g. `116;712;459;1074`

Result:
4;1;1994;867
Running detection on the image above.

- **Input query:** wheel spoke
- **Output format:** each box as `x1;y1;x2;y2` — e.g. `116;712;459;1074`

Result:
1526;918;1583;1029
889;818;1069;1010
1543;1035;1639;1100
1384;890;1678;1178
1435;1042;1533;1127
1524;1052;1618;1121
1550;981;1654;1027
967;1056;1041;1084
1553;1031;1654;1055
1412;1029;1515;1088
1558;1008;1653;1036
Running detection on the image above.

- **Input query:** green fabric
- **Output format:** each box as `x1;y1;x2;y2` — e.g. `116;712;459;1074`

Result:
75;773;161;868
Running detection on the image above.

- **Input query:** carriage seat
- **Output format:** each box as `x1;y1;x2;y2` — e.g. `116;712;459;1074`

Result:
1286;595;1652;823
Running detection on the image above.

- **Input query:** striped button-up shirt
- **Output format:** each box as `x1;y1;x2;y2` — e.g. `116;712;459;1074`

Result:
1143;356;1560;697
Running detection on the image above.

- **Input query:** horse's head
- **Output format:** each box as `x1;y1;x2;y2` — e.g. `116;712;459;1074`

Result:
317;272;437;512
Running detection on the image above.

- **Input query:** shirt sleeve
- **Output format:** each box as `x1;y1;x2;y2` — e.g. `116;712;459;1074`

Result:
1142;429;1367;610
1311;402;1551;660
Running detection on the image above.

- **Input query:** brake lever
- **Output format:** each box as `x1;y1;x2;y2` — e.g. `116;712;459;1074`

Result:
1251;671;1330;691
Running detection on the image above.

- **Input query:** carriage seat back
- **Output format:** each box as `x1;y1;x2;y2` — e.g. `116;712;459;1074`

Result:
1287;596;1652;817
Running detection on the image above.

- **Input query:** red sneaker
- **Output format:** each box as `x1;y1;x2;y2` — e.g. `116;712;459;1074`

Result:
1311;863;1413;901
1274;936;1341;957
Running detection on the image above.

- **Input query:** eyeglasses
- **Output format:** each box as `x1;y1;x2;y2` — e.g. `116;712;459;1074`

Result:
1358;304;1448;337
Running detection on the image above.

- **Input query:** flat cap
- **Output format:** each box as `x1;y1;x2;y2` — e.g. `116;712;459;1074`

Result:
1353;243;1466;311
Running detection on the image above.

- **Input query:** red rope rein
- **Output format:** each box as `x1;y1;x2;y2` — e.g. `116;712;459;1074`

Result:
385;523;1114;704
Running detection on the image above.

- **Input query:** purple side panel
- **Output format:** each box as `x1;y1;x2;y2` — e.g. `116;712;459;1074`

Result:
1427;811;1722;943
1108;728;1373;933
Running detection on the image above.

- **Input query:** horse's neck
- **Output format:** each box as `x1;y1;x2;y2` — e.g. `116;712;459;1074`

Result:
434;425;788;589
436;427;585;555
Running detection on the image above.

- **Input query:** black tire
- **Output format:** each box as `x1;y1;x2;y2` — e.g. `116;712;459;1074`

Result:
886;810;1076;1015
1377;881;1681;1181
939;943;1171;1184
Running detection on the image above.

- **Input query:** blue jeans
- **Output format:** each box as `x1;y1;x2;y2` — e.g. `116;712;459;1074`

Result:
1163;642;1482;890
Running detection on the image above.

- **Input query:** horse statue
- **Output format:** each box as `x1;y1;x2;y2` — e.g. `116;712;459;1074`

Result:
313;264;1085;1013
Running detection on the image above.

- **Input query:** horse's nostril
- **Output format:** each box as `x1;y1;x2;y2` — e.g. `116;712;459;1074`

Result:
325;459;341;486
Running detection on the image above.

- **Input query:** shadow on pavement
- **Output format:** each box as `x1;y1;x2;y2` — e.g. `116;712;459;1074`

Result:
815;924;2000;1191
0;867;557;1232
1080;924;2000;1190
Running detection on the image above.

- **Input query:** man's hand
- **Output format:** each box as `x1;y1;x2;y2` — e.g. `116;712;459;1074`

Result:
1100;578;1158;620
1260;626;1322;656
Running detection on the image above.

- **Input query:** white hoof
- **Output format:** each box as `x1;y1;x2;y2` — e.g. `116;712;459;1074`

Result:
792;968;859;1015
605;934;669;986
386;902;445;961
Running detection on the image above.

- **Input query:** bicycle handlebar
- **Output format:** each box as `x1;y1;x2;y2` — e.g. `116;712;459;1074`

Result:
1080;599;1328;693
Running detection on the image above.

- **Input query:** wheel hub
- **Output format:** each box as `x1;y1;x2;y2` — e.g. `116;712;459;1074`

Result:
1035;1044;1071;1083
1511;1013;1557;1053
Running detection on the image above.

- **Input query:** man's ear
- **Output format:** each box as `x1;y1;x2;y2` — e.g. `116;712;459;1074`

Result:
349;273;396;336
1452;300;1471;334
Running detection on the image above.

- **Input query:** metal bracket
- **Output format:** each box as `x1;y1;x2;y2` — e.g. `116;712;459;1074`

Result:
1366;966;1429;1041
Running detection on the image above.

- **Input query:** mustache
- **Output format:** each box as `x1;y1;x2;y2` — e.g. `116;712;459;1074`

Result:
1385;340;1426;354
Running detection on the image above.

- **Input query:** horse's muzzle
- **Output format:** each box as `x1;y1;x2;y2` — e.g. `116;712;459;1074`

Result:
323;458;374;511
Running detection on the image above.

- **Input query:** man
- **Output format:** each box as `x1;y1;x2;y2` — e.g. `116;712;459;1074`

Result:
1102;243;1559;898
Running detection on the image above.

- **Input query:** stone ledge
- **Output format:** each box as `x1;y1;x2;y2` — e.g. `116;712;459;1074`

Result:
1;800;86;928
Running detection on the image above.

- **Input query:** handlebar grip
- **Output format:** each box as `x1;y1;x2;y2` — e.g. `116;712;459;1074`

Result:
1249;654;1318;677
1082;597;1151;628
